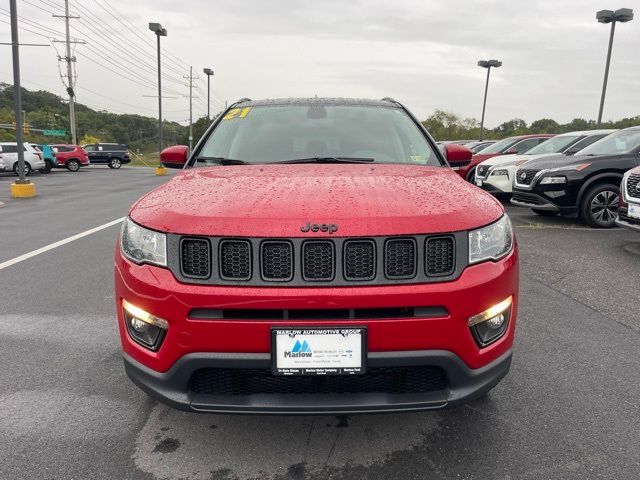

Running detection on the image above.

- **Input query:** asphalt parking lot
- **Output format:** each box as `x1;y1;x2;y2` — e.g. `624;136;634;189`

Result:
1;167;639;480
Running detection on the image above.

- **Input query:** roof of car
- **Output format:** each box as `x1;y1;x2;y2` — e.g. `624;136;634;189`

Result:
557;129;617;136
234;97;400;108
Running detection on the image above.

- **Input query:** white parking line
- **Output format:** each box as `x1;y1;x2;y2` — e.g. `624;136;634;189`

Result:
0;217;125;271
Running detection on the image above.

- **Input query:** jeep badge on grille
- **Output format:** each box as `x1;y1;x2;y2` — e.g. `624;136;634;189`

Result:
300;222;339;234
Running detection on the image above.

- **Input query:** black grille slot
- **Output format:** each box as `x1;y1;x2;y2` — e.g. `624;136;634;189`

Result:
626;174;640;200
219;240;251;280
261;241;293;281
512;192;543;205
180;238;211;278
189;306;448;320
190;366;447;396
426;237;455;276
515;168;539;186
343;240;375;280
302;241;335;281
385;239;417;278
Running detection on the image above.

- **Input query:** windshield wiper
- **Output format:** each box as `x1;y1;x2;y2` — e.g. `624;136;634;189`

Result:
194;156;250;165
270;157;375;164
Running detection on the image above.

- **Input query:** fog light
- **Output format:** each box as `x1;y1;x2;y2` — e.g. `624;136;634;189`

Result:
469;297;512;347
122;299;168;350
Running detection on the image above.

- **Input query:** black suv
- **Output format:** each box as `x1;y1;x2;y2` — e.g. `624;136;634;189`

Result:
511;126;640;228
82;143;131;169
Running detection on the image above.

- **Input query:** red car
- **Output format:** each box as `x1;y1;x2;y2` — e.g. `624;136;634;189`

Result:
459;134;555;182
52;144;90;172
115;98;519;414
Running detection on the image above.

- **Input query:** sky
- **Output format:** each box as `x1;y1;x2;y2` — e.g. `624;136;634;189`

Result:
1;0;639;127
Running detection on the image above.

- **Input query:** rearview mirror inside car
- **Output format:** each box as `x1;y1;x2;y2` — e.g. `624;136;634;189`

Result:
160;145;189;169
505;147;518;155
444;144;472;168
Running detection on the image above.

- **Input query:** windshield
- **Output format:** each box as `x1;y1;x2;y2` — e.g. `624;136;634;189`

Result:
195;104;441;166
524;135;580;155
577;129;640;156
476;137;518;154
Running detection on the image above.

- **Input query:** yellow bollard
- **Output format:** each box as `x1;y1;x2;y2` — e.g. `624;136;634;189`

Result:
10;182;36;198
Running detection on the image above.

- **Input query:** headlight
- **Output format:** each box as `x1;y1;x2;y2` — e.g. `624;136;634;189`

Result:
469;215;513;264
539;176;567;185
491;169;509;176
120;217;167;267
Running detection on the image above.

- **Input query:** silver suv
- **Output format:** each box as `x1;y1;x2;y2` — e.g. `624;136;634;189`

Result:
0;142;46;175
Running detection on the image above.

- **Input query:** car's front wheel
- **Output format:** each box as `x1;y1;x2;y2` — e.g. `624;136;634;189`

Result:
580;183;619;228
66;159;80;172
108;158;122;169
13;161;32;176
466;167;477;184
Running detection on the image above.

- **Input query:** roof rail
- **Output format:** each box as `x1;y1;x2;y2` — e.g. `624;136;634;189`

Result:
236;97;252;103
381;97;398;104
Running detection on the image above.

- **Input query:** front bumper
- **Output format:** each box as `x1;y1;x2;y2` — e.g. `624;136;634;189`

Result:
481;166;517;194
123;348;512;414
616;208;640;232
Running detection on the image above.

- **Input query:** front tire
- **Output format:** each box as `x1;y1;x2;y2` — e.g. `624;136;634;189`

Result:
66;159;80;172
532;209;557;217
466;167;477;184
13;161;32;176
108;158;122;169
580;183;619;228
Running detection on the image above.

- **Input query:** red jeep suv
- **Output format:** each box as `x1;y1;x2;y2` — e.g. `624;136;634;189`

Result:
115;98;519;414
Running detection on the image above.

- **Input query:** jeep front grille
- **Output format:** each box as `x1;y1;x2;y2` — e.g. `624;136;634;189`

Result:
302;241;334;281
344;240;375;280
219;240;252;280
385;239;417;278
180;238;211;278
261;241;294;281
426;237;455;276
173;233;463;286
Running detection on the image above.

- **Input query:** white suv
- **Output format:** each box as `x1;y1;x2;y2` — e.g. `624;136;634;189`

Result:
0;142;46;175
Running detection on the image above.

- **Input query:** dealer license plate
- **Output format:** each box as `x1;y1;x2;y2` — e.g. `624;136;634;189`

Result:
628;203;640;220
272;328;365;376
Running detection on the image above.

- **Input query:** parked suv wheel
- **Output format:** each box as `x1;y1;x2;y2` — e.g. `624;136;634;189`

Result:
580;183;619;228
108;158;122;169
13;161;31;176
466;167;477;183
66;159;81;172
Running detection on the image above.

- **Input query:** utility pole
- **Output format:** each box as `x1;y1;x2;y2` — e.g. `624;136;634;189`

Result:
184;66;199;151
52;0;84;145
203;68;214;122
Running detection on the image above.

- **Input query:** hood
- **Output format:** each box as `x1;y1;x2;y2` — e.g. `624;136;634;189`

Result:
520;153;621;170
471;153;502;163
480;153;557;168
129;164;504;237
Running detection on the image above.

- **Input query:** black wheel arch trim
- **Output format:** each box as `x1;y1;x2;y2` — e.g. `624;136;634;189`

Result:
576;171;624;206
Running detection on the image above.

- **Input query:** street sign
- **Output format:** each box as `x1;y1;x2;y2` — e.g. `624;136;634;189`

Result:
43;129;66;136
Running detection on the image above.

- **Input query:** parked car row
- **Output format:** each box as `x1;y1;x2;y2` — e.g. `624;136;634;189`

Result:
444;127;640;230
0;142;131;175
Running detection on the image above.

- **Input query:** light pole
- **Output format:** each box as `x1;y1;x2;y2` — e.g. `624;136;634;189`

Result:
149;22;167;164
596;8;633;127
477;59;502;141
203;68;214;122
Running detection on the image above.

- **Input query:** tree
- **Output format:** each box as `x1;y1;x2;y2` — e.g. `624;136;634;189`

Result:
494;119;527;136
79;134;101;145
529;118;559;133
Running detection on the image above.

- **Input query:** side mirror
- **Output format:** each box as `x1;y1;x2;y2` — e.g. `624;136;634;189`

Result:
505;147;518;155
444;144;472;170
160;145;189;169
